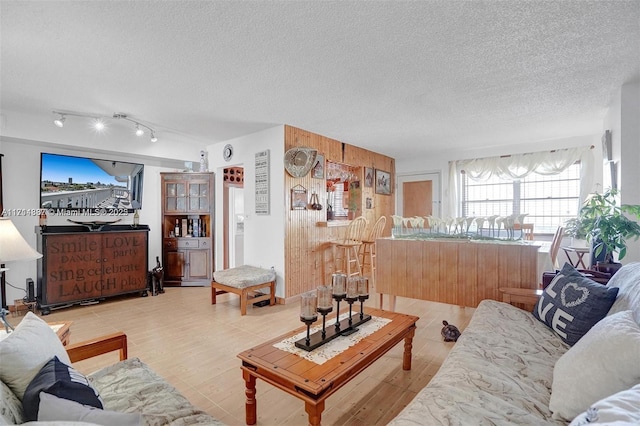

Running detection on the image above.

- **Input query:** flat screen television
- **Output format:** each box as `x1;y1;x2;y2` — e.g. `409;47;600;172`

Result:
40;153;144;214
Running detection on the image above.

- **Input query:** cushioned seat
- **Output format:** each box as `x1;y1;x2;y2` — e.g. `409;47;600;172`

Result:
90;357;224;425
213;265;276;288
211;265;276;315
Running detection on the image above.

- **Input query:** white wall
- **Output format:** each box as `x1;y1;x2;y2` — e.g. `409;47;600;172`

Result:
0;137;186;304
606;81;640;262
207;126;287;297
620;81;640;204
396;133;603;218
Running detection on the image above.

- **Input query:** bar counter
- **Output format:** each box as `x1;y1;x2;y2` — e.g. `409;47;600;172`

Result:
376;237;541;309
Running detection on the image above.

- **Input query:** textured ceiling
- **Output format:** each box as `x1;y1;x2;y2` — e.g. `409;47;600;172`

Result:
1;1;639;160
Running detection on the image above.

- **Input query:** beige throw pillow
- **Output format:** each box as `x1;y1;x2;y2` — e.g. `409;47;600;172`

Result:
549;310;640;421
0;312;71;400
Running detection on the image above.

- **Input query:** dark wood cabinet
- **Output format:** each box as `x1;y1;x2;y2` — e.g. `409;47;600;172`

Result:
37;225;149;314
161;173;214;286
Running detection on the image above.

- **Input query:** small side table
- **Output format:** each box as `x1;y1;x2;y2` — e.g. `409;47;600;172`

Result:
12;299;37;317
499;287;542;308
48;321;72;346
0;320;72;346
561;246;590;269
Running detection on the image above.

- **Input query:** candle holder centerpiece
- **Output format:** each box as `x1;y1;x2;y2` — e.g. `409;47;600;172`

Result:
295;274;372;351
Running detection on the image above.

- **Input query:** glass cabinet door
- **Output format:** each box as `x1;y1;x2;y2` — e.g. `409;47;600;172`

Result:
188;182;209;212
165;182;187;212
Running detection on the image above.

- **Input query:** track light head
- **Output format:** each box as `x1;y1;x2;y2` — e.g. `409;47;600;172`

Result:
53;115;65;127
150;132;157;143
135;124;144;136
93;118;105;131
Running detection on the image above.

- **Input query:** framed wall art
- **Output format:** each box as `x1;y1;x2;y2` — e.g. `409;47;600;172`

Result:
364;167;374;187
312;154;325;179
375;169;392;195
291;184;308;210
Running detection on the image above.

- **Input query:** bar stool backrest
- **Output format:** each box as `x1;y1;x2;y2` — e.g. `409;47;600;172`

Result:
550;226;565;267
365;216;387;243
342;217;368;244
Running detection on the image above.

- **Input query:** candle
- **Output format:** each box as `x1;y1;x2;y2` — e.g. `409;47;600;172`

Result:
346;277;358;298
332;273;347;296
317;285;333;309
300;292;318;321
357;277;368;296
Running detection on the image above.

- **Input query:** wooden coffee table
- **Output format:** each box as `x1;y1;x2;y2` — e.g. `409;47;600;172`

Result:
237;308;418;426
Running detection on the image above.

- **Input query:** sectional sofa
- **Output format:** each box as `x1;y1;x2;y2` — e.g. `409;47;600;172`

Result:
389;262;640;425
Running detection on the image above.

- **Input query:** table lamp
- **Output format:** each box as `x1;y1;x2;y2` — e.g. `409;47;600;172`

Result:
0;217;43;310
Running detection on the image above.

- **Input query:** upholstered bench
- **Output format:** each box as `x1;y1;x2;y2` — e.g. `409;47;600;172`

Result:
211;265;276;315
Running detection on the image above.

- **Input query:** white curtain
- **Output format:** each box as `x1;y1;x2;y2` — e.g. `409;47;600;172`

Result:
448;146;595;216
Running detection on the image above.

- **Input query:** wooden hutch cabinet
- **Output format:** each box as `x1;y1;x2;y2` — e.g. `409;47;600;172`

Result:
161;172;214;286
37;225;149;314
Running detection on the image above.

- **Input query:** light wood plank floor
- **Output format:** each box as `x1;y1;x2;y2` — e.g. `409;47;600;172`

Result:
17;289;475;425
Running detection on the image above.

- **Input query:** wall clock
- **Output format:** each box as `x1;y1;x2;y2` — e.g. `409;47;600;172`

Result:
223;144;234;162
284;147;317;178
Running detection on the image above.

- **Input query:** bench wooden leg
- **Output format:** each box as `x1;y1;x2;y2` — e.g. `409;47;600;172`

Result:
269;281;275;306
211;285;217;304
240;289;248;316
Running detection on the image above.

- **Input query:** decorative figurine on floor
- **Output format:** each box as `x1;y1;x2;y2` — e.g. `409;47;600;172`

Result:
441;320;461;342
150;256;164;296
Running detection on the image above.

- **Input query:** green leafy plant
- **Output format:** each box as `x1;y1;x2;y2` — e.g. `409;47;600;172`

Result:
579;188;640;263
564;217;588;240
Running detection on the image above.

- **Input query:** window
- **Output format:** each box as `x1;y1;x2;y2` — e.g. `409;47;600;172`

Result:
461;162;581;234
333;183;348;217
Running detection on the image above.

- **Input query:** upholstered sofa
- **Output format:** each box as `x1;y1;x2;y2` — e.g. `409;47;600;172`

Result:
0;312;224;425
389;262;640;425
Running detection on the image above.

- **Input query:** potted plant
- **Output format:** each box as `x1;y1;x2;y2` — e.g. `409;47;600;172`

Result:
564;217;589;247
578;188;640;273
326;181;336;221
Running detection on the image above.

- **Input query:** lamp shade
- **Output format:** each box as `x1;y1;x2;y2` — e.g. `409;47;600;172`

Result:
0;218;42;262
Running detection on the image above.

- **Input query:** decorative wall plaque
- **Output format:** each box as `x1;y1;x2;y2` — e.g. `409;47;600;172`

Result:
255;150;270;215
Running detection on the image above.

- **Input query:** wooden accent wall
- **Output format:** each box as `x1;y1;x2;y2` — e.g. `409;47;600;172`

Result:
376;238;539;308
284;125;395;299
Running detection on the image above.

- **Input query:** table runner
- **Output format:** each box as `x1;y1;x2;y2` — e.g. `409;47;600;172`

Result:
273;314;392;364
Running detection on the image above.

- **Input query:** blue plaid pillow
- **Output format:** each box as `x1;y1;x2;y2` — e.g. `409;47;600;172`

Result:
22;356;103;421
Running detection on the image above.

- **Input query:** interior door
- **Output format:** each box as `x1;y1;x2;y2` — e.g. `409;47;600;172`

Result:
403;181;432;217
228;186;245;268
397;172;441;220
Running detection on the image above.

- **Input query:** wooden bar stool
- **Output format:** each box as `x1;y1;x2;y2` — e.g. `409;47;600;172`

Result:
360;216;386;308
333;217;368;277
359;216;386;282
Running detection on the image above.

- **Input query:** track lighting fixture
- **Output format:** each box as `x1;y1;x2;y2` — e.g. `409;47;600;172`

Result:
51;110;158;143
53;114;65;128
